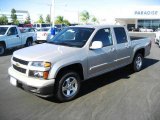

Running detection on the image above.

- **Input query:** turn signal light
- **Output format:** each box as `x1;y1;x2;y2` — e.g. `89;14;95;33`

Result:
44;62;51;67
43;71;49;79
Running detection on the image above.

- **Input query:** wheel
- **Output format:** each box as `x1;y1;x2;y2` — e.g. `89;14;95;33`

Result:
25;40;32;47
132;53;143;72
0;44;5;56
55;71;81;102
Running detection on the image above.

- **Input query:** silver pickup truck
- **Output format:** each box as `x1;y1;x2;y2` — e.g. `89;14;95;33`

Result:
8;25;151;102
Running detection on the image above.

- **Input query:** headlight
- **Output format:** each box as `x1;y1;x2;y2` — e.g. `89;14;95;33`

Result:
29;70;49;79
31;61;51;67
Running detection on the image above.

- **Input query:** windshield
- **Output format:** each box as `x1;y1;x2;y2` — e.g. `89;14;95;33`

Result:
49;27;94;47
0;27;8;35
41;24;51;27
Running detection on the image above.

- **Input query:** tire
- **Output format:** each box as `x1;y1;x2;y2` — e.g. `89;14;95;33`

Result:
25;39;32;47
55;71;81;102
132;53;143;72
0;44;5;56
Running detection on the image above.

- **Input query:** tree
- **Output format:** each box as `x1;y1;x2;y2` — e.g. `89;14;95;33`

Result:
24;14;31;24
11;8;17;24
0;15;8;25
63;19;70;26
54;16;70;25
46;14;51;23
80;10;90;24
55;16;64;24
91;16;99;24
37;15;44;23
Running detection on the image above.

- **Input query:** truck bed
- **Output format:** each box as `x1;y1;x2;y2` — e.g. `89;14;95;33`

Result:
130;36;147;41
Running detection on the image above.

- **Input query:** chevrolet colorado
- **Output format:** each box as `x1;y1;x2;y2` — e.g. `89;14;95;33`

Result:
8;25;151;102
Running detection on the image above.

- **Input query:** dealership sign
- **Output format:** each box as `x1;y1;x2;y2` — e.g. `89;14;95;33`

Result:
135;11;158;15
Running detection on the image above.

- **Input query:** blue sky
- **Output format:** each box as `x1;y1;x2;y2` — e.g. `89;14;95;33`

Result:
0;0;160;23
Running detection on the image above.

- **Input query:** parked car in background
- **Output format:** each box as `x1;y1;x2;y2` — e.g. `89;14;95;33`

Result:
0;25;36;55
155;28;160;47
35;27;58;43
33;23;51;30
139;28;153;32
9;25;151;102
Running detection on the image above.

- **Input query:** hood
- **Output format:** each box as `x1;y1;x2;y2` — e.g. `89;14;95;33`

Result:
0;35;5;39
13;43;81;62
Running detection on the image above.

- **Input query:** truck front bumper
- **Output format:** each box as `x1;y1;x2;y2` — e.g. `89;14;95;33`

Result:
8;67;55;98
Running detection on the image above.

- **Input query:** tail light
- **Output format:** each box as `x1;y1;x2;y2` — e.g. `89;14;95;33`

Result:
42;33;48;36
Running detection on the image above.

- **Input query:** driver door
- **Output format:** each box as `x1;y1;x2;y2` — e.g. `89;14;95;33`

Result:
88;28;117;78
6;27;21;48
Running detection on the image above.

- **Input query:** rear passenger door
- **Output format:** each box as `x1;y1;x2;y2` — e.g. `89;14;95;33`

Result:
88;28;117;78
113;27;132;67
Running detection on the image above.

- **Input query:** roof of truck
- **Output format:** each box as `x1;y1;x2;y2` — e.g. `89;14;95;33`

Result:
72;24;125;29
0;25;17;27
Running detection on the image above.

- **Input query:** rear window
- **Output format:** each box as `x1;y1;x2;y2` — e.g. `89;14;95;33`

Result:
114;27;127;44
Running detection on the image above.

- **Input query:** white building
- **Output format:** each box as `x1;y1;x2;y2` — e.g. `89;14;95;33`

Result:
0;10;29;23
115;6;160;31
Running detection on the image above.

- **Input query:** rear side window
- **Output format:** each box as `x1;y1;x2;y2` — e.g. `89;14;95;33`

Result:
114;27;127;44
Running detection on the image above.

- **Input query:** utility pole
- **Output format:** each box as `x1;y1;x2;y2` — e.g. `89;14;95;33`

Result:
51;0;55;27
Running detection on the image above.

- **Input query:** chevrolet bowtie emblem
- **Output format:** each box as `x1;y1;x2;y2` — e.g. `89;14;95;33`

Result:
15;63;20;67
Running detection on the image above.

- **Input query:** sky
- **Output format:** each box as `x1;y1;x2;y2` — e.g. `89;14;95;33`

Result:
0;0;160;23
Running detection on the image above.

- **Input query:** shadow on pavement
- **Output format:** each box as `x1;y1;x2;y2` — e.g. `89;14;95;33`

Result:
78;58;159;99
38;58;160;103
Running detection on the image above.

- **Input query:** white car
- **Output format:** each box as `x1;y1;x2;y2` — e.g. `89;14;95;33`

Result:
35;27;58;44
0;25;36;55
139;28;153;32
155;29;160;47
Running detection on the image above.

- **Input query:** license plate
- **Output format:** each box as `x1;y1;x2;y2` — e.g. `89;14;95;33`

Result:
10;77;17;86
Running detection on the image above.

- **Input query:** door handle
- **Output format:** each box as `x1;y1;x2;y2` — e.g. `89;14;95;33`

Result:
125;44;130;48
109;47;115;52
16;35;19;37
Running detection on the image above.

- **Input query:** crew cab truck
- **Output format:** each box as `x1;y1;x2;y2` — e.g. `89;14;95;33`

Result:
0;25;36;55
8;25;151;102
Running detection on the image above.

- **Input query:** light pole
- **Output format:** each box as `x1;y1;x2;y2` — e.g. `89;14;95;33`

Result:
51;0;55;27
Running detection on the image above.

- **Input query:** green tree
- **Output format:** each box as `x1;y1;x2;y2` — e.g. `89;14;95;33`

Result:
0;15;8;25
55;16;64;24
91;16;99;24
80;10;90;24
46;14;51;23
37;15;44;23
63;19;70;26
11;8;17;24
54;16;70;25
24;14;31;24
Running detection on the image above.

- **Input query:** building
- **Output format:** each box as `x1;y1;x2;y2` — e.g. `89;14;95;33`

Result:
115;6;160;31
0;10;29;23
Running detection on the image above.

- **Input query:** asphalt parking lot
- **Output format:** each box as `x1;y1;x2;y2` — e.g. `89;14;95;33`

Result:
0;40;160;120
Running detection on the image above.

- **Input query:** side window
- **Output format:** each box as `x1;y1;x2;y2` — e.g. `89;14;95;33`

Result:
37;24;40;27
7;27;18;35
114;27;127;44
92;28;113;47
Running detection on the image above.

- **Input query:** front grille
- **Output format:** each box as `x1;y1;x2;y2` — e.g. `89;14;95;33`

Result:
13;57;29;65
13;64;26;73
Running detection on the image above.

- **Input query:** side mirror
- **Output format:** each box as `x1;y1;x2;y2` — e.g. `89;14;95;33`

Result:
90;41;103;50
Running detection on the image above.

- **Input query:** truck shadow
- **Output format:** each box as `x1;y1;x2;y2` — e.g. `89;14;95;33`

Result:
78;58;159;98
45;58;159;103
